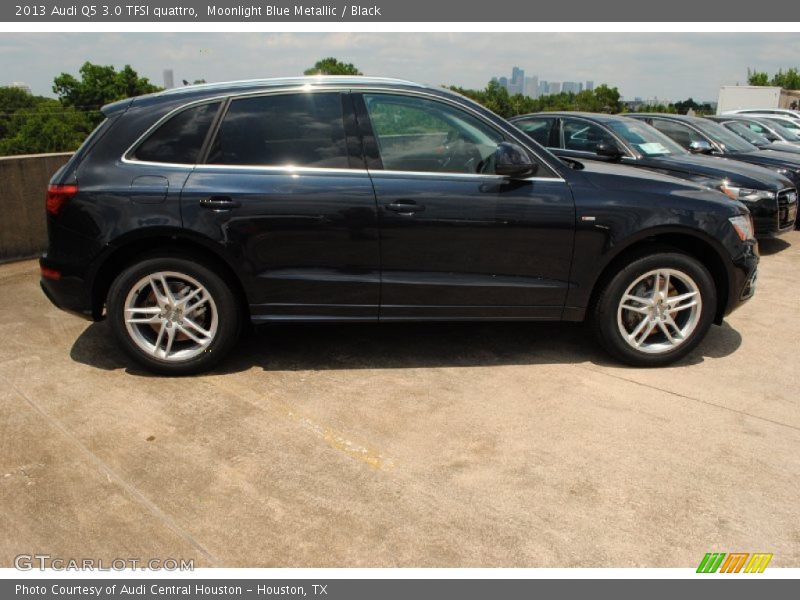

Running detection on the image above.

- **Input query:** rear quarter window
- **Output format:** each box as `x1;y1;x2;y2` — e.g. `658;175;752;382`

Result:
133;102;221;164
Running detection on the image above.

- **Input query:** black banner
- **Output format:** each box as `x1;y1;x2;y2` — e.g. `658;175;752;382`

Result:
3;0;800;22
4;579;799;600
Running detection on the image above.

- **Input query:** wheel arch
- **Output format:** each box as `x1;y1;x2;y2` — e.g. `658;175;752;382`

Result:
585;228;733;325
88;228;250;321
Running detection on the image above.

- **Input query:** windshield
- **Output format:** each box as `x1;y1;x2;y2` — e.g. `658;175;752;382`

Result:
725;121;771;146
762;118;800;140
607;119;686;156
694;120;759;152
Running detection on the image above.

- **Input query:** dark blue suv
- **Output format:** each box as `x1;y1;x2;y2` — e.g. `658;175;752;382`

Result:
41;77;759;374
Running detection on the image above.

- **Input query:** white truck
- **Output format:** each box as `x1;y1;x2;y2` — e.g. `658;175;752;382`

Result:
717;85;800;115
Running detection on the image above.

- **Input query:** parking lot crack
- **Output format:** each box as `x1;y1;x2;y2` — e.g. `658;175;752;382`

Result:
576;365;800;433
0;372;220;566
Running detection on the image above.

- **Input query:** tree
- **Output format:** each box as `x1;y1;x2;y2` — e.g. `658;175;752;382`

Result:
53;61;161;125
747;67;800;90
0;86;38;139
303;58;362;76
591;84;623;113
747;69;770;86
770;68;800;90
448;80;623;118
0;97;92;156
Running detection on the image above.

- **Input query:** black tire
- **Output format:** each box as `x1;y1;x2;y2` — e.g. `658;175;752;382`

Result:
591;251;717;367
107;255;241;375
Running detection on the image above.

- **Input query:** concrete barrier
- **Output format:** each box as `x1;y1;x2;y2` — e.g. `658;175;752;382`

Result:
0;153;72;263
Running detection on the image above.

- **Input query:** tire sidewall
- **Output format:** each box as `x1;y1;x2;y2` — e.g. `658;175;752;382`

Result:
108;256;240;375
595;252;717;367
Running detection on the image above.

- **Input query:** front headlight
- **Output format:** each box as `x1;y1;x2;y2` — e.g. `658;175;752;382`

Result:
720;182;775;203
729;214;755;241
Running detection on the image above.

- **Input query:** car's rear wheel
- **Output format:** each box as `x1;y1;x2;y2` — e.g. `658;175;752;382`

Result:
592;252;717;367
108;256;241;375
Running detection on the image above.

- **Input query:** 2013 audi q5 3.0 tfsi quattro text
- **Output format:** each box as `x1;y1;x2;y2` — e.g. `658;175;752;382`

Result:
40;77;759;374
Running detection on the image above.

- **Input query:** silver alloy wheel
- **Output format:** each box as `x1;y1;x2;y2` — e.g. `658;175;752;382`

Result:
616;268;702;355
123;271;219;362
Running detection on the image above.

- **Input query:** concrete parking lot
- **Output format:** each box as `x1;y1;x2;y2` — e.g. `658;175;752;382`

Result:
1;233;799;568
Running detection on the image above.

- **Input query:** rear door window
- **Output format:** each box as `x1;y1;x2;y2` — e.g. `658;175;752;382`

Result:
648;119;706;149
514;118;556;147
134;102;221;164
206;92;350;168
562;118;618;153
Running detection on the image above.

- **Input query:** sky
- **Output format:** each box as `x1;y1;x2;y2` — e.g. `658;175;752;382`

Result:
3;32;800;102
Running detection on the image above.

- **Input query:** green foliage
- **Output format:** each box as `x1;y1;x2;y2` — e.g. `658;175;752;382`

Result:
770;68;800;90
303;57;362;76
633;97;713;115
448;81;623;118
368;102;445;136
747;67;800;89
747;69;770;86
0;86;39;139
0;96;92;156
53;61;161;125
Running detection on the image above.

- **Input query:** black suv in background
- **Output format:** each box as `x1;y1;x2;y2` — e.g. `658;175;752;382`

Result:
41;77;759;374
510;112;797;237
629;113;799;230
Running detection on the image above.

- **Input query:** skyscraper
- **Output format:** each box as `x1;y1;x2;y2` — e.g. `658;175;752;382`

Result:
562;81;580;94
163;69;175;89
585;80;594;92
549;82;562;94
524;75;539;99
507;66;525;95
538;80;549;96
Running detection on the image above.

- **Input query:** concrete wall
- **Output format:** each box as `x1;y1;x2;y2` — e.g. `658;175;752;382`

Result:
0;153;72;263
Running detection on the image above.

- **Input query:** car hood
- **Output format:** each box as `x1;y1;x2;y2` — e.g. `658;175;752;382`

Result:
639;153;790;191
726;148;800;171
569;159;742;213
763;142;800;155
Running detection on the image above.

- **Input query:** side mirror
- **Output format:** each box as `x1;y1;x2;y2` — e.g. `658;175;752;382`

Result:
595;141;624;160
495;142;536;178
689;140;714;154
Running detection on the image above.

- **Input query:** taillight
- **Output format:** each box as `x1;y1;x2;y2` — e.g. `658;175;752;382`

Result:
40;266;61;280
46;184;78;216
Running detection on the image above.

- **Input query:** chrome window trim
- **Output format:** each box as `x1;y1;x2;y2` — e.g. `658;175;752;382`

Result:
191;162;565;183
192;164;367;175
120;84;566;180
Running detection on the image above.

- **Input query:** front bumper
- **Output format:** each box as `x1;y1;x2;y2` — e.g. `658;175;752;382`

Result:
723;242;759;318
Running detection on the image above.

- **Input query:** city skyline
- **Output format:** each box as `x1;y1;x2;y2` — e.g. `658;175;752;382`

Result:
492;66;595;99
2;33;799;102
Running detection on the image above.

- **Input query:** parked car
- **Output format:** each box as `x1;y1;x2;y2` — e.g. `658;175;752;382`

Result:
628;113;799;230
723;108;800;120
510;111;796;237
710;119;784;149
750;114;800;135
41;77;759;374
707;114;800;155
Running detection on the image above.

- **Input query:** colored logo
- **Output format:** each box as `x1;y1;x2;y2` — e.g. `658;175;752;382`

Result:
697;553;773;573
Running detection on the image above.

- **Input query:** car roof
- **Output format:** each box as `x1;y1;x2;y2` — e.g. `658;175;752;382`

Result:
708;114;773;123
630;113;705;123
512;111;631;124
102;76;427;114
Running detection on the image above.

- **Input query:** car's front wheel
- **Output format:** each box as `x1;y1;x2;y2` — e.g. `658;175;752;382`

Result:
592;252;717;367
107;255;241;375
